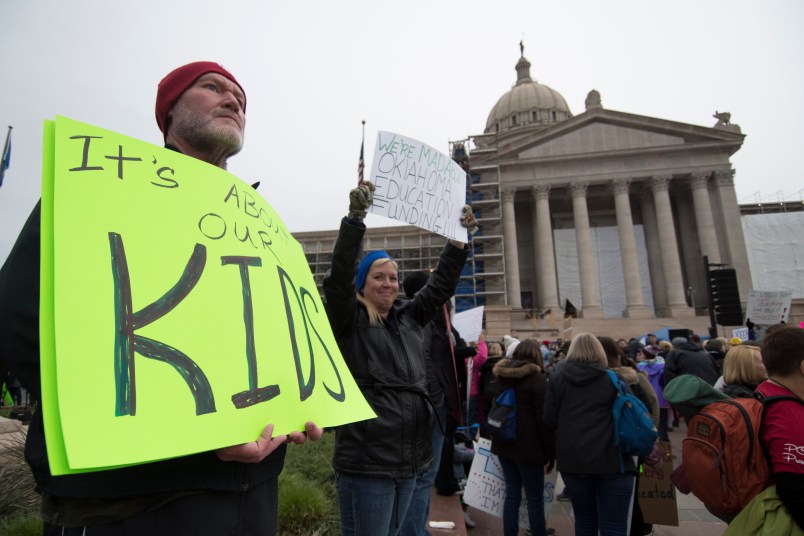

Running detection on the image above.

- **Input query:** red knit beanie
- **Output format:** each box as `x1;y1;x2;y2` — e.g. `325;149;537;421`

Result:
155;61;246;139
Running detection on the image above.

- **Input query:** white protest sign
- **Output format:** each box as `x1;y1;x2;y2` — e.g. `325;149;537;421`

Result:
451;305;484;343
732;327;749;341
745;290;793;325
368;131;468;242
464;437;558;528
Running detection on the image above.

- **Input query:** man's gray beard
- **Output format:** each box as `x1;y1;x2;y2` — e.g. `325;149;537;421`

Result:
171;102;244;157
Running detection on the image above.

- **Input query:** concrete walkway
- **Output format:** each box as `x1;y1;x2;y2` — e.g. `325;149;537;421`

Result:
429;425;727;535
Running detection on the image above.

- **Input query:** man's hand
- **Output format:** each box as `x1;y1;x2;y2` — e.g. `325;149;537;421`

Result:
215;424;287;463
286;421;324;445
460;205;478;235
348;181;375;220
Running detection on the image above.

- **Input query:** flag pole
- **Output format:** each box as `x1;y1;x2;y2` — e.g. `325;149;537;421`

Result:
357;120;365;185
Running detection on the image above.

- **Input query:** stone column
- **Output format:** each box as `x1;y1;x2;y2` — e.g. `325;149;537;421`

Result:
613;179;652;318
714;169;753;301
501;187;522;308
640;188;668;316
531;185;560;312
650;175;694;317
570;182;604;318
689;172;721;264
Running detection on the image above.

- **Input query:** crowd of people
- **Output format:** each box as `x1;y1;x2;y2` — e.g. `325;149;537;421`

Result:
0;59;802;536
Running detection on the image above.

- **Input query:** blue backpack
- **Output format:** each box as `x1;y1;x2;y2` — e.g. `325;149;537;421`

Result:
487;386;517;443
606;370;658;460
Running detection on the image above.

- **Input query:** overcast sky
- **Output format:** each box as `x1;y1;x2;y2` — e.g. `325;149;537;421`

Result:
2;0;803;265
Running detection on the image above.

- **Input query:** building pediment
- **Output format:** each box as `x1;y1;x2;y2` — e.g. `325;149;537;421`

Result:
485;108;745;163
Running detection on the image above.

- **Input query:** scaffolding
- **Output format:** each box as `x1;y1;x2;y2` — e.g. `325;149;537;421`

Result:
449;133;507;312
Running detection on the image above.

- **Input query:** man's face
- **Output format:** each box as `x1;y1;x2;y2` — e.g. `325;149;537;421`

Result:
168;73;246;157
648;335;657;345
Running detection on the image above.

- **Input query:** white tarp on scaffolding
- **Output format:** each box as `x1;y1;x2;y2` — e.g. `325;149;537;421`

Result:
554;225;654;317
742;212;804;299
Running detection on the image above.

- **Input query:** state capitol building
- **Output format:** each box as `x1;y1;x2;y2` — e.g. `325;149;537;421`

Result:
294;48;803;339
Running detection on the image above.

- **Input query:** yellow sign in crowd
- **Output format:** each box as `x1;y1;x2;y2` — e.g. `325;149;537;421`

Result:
40;116;374;475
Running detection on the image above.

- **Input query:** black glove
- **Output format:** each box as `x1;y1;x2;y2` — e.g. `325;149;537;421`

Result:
460;205;478;235
348;181;375;220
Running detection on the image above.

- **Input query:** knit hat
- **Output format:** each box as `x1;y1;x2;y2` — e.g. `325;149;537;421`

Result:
402;271;430;299
503;336;521;358
356;250;393;291
155;61;246;138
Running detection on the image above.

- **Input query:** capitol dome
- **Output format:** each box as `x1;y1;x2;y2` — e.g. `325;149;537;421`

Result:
485;50;572;135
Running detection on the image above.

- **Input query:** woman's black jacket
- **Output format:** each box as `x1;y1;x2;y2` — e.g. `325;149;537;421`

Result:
323;218;467;479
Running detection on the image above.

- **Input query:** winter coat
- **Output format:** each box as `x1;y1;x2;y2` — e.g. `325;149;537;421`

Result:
489;359;555;466
543;359;637;475
323;218;468;479
722;382;758;399
638;358;670;408
663;341;720;386
612;365;660;428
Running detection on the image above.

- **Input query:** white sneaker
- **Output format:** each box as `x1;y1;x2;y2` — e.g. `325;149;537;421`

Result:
464;511;476;528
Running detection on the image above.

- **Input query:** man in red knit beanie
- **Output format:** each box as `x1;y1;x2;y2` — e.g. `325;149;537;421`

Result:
0;61;322;535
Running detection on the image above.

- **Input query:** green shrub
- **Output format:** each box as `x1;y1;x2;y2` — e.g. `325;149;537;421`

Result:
0;512;42;536
0;430;41;535
278;430;339;535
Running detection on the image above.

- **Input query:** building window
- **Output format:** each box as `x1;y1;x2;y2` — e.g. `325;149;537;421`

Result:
511;115;518;126
495;122;499;132
552;111;557;121
532;111;538;121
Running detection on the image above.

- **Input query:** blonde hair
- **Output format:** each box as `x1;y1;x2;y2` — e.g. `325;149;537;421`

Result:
659;340;673;352
566;332;607;366
357;258;399;326
723;345;762;385
487;342;503;357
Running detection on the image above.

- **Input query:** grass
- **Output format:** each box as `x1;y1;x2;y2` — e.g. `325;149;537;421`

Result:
278;429;340;535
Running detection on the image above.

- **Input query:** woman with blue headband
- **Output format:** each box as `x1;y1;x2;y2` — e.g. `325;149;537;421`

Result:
324;181;476;536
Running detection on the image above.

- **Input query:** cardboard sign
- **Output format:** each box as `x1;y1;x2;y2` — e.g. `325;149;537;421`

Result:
40;116;375;474
368;131;468;242
464;437;558;528
745;290;793;325
637;442;679;526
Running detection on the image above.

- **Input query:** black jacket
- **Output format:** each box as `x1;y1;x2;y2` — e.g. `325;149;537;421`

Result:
543;359;637;475
323;218;467;479
422;315;475;412
489;359;555;467
0;202;285;499
663;341;720;386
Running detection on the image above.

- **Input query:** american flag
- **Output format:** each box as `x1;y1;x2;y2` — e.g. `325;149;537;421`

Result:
357;139;364;185
0;126;11;188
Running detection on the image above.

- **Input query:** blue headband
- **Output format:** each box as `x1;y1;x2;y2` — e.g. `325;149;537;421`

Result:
356;250;393;291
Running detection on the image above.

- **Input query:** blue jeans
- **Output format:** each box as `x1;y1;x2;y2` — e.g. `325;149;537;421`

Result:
400;403;447;536
561;472;635;536
498;456;546;536
337;472;418;536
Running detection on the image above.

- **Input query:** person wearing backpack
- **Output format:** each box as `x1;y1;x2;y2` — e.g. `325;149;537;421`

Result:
544;333;638;536
754;326;804;531
490;339;556;536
